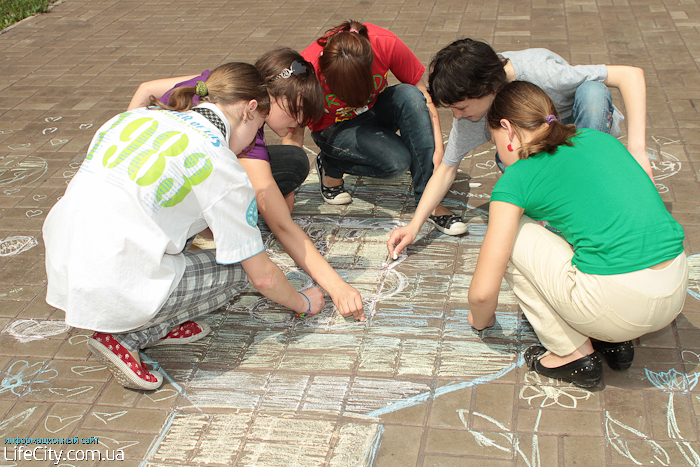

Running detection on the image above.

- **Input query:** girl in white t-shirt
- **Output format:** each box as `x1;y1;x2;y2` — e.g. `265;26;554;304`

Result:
44;63;325;391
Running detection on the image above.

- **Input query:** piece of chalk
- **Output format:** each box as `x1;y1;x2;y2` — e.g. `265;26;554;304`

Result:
392;251;398;260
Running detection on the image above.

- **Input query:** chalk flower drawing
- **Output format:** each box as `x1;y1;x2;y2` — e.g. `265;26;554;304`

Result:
0;236;38;256
0;360;58;396
519;372;592;408
642;361;700;466
605;411;670;466
457;408;542;467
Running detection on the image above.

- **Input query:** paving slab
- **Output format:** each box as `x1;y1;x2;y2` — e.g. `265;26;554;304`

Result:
1;0;700;466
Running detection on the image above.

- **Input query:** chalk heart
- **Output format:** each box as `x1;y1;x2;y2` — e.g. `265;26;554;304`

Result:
146;388;178;402
79;123;93;130
25;210;43;218
45;116;62;122
8;143;30;150
71;364;107;377
69;162;82;169
51;139;68;146
48;386;93;397
33;194;47;201
92;410;128;424
0;129;13;134
63;170;75;178
475;160;496;170
656;183;669;194
98;437;139;451
6;319;70;343
3;188;20;195
42;127;58;135
69;334;90;345
44;414;82;433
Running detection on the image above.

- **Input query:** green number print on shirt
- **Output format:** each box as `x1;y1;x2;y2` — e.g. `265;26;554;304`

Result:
86;114;214;208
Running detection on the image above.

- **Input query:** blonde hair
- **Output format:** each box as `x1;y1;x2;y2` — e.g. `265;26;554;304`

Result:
486;81;578;159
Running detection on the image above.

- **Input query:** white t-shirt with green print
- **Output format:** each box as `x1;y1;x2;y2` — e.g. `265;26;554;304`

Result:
43;103;263;333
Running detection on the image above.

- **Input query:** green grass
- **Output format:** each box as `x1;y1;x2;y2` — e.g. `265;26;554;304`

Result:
1;0;55;31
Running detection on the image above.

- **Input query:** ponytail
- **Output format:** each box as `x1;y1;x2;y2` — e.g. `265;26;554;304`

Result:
487;81;578;159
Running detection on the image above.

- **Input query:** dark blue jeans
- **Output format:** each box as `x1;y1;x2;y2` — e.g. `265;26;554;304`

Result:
268;144;310;197
496;81;614;171
311;84;434;204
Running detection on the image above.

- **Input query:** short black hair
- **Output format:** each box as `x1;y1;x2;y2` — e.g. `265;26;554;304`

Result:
428;38;507;107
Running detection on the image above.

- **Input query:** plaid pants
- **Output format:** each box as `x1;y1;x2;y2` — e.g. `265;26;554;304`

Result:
112;249;248;351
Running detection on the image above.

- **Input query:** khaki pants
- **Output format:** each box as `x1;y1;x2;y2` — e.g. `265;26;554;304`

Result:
505;216;688;356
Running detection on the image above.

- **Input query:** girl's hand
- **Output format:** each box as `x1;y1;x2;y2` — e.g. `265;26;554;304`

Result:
467;311;496;330
299;287;325;317
387;225;418;259
329;283;365;321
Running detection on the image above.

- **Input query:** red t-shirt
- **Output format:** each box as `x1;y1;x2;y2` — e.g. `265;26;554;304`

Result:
301;23;425;132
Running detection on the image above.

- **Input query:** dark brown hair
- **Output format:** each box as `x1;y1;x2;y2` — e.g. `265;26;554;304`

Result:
428;38;507;107
486;81;578;159
255;47;324;126
152;62;270;116
316;20;374;108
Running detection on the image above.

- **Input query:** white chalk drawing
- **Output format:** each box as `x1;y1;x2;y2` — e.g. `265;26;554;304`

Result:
98;437;139;451
458;408;542;467
93;410;128;424
0;236;38;256
3;187;20;195
0;129;13;134
686;254;700;301
0;155;48;187
648;150;681;181
0;360;58;396
50;138;68;146
68;334;90;345
70;364;106;377
47;386;93;398
4;319;71;343
0;407;36;439
45;116;62;123
475;160;496;170
519;372;593;408
605;411;669;465
25;209;42;218
641;358;700;466
7;143;30;150
32;194;47;201
42;127;57;135
44;414;82;433
79;123;92;130
145;388;179;403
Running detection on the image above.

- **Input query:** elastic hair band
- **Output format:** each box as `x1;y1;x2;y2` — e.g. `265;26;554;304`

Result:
294;291;311;318
349;28;359;33
545;114;557;125
194;81;208;97
272;61;308;80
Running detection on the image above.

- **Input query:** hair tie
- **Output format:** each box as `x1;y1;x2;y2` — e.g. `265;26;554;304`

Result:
545;114;557;125
194;81;208;97
272;61;308;80
349;28;359;33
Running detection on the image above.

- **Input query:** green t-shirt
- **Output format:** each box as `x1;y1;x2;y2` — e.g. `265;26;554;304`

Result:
491;129;685;275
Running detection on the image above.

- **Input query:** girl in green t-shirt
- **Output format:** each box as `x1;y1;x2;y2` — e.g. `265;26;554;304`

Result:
441;81;684;387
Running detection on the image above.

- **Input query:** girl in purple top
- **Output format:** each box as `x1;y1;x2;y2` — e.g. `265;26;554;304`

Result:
129;48;365;320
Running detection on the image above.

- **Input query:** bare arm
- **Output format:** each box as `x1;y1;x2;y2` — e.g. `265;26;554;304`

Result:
603;66;652;180
387;161;459;256
239;157;365;321
127;75;199;110
240;251;325;316
415;79;445;169
467;201;523;330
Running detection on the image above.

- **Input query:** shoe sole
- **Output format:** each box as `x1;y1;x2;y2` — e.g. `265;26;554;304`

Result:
316;155;352;205
144;321;212;348
428;217;468;235
88;338;163;390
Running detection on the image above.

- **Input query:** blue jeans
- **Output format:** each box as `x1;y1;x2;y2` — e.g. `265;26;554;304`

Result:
496;81;614;171
311;84;435;204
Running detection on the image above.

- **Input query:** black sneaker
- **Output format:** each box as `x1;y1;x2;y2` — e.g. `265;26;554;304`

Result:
428;214;468;235
316;154;351;205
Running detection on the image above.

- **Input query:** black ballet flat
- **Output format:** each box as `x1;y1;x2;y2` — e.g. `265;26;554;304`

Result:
524;345;603;388
592;340;634;371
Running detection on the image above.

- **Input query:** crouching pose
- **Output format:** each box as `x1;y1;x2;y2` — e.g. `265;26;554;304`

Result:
390;81;687;388
43;63;324;390
472;82;686;387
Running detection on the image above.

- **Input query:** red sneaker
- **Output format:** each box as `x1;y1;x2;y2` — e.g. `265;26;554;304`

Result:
88;333;163;390
145;320;211;348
